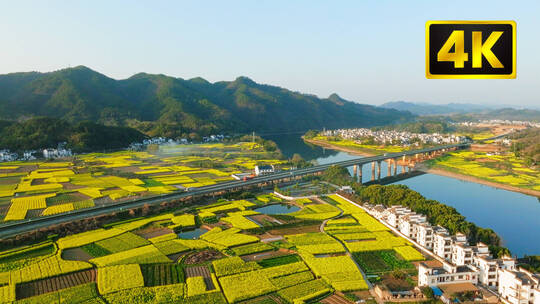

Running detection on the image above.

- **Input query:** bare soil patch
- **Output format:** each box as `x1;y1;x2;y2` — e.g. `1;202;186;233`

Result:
62;247;93;262
381;274;413;292
134;227;173;239
16;268;96;300
185;265;215;290
184;249;224;265
470;144;503;152
321;294;353;304
167;251;191;262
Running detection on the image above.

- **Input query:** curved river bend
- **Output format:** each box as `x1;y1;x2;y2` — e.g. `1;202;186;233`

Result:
268;134;540;257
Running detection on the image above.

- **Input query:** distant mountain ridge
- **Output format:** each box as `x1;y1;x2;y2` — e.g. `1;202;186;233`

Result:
381;101;493;115
0;66;414;138
381;101;540;122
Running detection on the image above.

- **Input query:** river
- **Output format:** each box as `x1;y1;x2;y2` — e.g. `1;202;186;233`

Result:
267;134;540;257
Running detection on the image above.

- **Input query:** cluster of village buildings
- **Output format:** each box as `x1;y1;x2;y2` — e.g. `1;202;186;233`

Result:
459;120;540;128
365;204;540;304
1;135;228;162
321;128;469;146
0;145;72;162
129;135;225;151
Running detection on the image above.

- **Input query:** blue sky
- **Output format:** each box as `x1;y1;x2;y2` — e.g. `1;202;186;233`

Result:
1;1;538;106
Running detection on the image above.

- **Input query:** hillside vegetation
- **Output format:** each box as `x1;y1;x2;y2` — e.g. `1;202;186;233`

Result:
0;117;146;152
0;66;413;138
510;128;540;167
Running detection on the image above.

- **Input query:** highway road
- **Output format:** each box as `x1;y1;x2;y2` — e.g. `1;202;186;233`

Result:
0;143;468;240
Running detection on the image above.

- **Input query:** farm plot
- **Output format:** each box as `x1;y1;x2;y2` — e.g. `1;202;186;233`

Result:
1;141;286;221
94;232;150;253
277;279;331;303
217;261;310;303
231;242;274;256
97;264;144;294
300;252;369;292
89;245;171;267
141;263;184;287
289;203;341;220
14;282;100;304
200;227;259;248
16;268;96;300
285;233;345;254
353;251;413;274
394;245;425;261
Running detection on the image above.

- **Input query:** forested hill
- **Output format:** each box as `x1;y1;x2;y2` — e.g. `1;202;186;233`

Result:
0;66;413;138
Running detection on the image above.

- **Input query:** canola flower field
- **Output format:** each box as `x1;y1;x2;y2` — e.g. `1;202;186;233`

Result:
426;150;540;191
0;142;287;222
0;192;426;303
310;136;407;154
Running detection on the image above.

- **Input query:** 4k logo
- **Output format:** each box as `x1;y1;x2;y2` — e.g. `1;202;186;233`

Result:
426;21;516;79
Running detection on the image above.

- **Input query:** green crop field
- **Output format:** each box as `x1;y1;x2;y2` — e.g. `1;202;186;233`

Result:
0;142;287;222
427;150;540;191
0;191;425;303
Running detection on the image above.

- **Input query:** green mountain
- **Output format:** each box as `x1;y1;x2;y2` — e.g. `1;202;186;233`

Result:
0;66;413;138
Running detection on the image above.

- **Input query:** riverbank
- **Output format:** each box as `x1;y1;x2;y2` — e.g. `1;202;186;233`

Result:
305;138;540;198
420;166;540;198
304;138;376;157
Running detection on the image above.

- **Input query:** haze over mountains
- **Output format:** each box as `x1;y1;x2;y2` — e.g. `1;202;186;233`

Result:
0;66;413;138
380;101;492;115
382;101;540;122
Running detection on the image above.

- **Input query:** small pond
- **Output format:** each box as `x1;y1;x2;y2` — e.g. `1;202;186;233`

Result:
254;204;300;215
177;227;209;239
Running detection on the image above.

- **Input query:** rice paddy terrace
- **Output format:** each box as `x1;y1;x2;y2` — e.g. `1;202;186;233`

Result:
0;193;426;304
0;142;287;223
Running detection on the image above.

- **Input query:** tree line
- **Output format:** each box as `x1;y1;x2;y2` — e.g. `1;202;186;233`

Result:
319;166;511;258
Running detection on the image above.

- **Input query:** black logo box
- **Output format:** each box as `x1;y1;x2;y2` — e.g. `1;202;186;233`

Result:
426;21;516;78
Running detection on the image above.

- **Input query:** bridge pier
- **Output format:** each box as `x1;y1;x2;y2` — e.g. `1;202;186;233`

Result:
377;161;382;181
371;162;376;181
353;164;358;179
358;164;362;184
387;160;392;177
393;158;398;175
